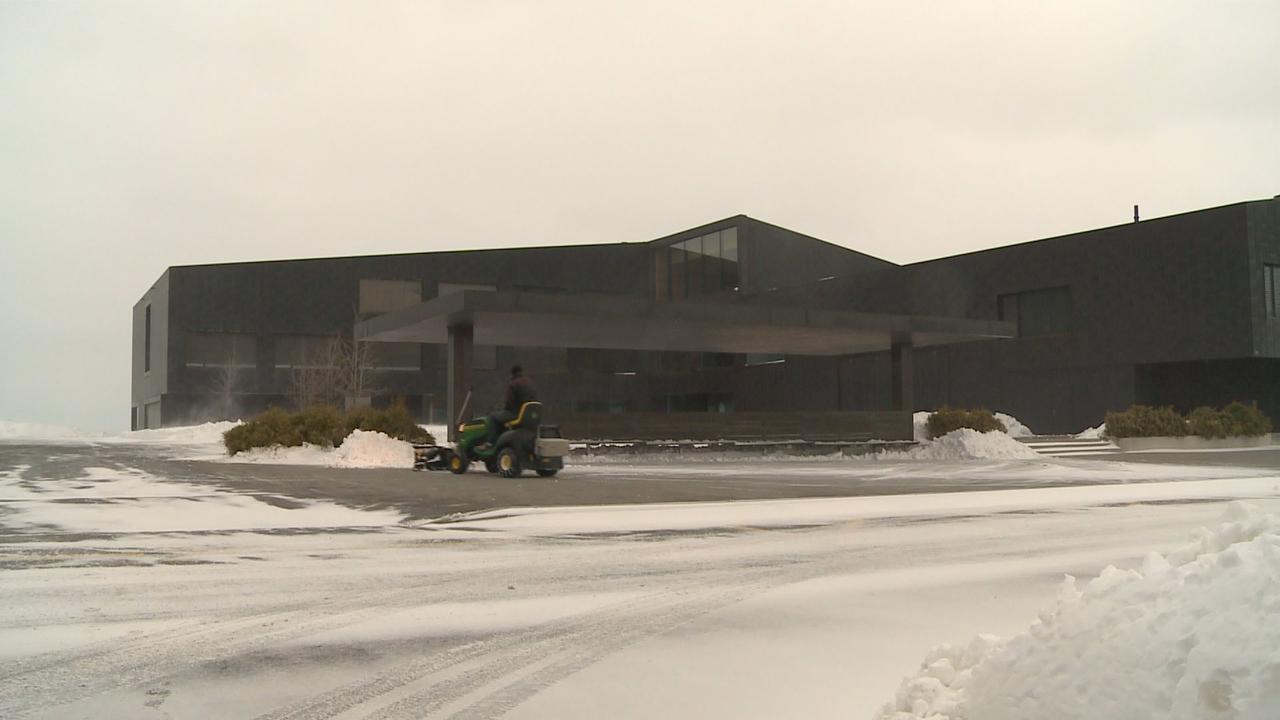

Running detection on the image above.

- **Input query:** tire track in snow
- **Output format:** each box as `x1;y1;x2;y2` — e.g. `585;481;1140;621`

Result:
382;574;776;720
248;588;682;720
248;552;836;720
0;567;489;718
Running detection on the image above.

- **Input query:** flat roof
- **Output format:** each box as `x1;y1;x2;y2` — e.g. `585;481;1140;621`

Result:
355;290;1014;355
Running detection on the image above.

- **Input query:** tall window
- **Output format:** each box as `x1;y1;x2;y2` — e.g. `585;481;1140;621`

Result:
998;286;1072;337
274;336;337;369
1266;264;1280;318
654;226;739;300
144;305;152;372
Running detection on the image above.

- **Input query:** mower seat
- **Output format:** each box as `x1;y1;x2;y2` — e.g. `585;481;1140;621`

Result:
504;401;543;430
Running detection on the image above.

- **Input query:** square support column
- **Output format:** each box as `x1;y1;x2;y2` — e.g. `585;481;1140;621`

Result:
890;336;914;412
447;323;473;442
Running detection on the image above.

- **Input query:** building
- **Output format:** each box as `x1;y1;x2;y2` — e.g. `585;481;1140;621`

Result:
132;195;1280;436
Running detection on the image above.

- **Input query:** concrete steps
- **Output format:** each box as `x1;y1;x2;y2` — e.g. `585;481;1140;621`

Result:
1018;435;1120;457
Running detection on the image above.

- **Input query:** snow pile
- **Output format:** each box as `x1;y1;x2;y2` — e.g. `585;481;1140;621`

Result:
912;412;1033;441
993;413;1033;438
877;502;1280;720
911;412;932;442
332;430;414;468
228;430;412;469
892;429;1040;461
1076;423;1107;440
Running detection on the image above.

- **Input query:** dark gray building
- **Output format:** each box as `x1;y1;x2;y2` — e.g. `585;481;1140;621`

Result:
132;195;1280;435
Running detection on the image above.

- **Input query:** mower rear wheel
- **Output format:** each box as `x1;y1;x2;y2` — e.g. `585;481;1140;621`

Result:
447;452;470;474
496;446;522;478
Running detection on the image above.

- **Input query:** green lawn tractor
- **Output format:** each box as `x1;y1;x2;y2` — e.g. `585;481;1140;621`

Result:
413;401;569;477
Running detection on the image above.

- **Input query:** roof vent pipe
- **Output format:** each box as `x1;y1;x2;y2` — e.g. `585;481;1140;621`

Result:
1133;204;1140;223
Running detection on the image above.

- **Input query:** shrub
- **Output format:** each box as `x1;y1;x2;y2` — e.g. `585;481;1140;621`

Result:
223;404;433;455
1219;401;1272;437
1187;406;1228;439
295;405;346;447
343;404;433;444
1108;402;1271;440
926;407;1006;439
1103;405;1187;438
224;406;303;455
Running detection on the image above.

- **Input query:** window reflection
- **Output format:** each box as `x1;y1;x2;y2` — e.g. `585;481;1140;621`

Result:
654;226;739;301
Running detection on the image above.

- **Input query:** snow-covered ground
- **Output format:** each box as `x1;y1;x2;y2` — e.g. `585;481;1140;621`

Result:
878;501;1280;719
2;425;1279;718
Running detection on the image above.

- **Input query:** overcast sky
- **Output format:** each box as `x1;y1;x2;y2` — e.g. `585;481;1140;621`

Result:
2;1;1278;432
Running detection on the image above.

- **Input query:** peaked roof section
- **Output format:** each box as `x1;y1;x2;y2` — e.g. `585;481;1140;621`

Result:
647;214;898;268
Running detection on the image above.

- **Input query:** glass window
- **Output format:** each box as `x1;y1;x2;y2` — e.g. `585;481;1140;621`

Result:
473;344;497;371
437;282;496;297
359;279;421;316
686;235;704;296
186;333;257;367
374;342;422;371
569;349;639;374
275;336;338;368
670;244;688;300
144;305;152;372
1266;265;1279;318
654;246;669;300
722;227;739;290
703;231;722;293
745;353;785;366
514;346;568;373
652;225;740;301
999;287;1070;337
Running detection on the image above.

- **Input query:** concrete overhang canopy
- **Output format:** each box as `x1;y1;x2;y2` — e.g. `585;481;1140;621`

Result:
355;290;1014;355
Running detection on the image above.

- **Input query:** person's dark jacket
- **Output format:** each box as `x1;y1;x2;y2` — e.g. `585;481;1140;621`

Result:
504;372;537;412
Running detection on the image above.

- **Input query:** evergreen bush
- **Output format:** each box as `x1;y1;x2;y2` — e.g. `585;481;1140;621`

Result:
926;407;1006;439
223;407;302;455
1108;402;1271;440
1103;405;1187;438
1218;401;1271;437
343;404;433;444
223;404;434;455
296;405;346;447
1187;406;1228;439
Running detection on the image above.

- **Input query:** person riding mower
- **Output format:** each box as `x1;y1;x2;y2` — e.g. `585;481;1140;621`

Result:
413;400;569;477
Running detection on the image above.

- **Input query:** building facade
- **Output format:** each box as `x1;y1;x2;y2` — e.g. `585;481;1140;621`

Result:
132;196;1280;435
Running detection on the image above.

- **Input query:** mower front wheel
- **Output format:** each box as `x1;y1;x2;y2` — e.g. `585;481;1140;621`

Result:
483;456;498;474
496;447;522;478
447;452;470;474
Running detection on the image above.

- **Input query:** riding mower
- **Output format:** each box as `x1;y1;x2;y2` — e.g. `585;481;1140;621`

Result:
413;401;569;478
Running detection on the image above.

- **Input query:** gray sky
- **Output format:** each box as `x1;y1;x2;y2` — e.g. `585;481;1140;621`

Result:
2;1;1278;432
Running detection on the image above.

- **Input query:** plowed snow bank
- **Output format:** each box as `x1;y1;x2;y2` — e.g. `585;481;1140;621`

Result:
228;429;412;469
877;502;1280;720
912;412;1034;441
893;429;1040;461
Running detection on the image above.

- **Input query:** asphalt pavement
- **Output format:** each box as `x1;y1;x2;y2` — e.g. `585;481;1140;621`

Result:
2;441;1278;525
